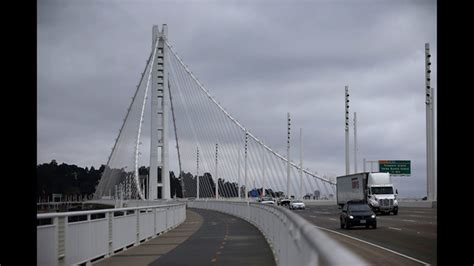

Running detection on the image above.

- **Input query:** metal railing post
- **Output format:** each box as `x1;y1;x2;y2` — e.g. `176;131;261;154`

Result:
57;216;66;266
154;207;157;236
136;209;140;245
107;211;113;257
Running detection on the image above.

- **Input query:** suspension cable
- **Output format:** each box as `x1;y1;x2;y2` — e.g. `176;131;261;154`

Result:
165;41;334;186
168;79;185;197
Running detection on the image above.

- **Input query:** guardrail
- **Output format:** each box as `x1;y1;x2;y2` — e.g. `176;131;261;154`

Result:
37;203;186;266
188;200;366;266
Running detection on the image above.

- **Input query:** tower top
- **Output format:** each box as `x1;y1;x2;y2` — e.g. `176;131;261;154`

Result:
152;24;168;48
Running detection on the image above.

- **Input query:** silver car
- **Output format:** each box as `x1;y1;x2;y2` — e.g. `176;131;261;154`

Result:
289;200;305;210
260;197;275;204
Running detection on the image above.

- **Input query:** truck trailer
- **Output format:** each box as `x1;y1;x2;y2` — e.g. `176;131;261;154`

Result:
336;172;398;215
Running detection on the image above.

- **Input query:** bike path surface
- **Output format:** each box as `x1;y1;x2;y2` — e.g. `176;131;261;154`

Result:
94;208;275;266
150;208;275;266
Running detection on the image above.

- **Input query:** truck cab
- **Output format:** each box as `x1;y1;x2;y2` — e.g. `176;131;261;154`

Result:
366;173;398;215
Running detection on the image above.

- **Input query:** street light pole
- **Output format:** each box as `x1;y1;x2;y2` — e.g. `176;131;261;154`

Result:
354;112;358;173
196;146;199;199
287;113;291;198
425;42;436;201
215;143;219;199
244;131;249;202
300;128;303;199
345;86;350;175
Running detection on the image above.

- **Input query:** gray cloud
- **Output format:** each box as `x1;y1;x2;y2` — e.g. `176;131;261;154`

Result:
37;0;436;198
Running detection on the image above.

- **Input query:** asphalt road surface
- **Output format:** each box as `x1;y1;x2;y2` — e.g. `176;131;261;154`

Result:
291;204;437;265
150;208;275;266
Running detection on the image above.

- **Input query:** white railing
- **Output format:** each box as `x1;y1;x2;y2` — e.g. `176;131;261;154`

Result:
188;200;366;266
37;203;186;266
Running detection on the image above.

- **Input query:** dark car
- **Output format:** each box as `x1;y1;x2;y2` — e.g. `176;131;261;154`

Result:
340;201;377;229
277;198;291;207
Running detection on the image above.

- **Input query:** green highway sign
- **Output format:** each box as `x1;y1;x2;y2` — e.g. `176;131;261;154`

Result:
378;160;411;175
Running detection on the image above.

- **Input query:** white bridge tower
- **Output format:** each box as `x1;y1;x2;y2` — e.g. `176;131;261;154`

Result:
149;24;170;200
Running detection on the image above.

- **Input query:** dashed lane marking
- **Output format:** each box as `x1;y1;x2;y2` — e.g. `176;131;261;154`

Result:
313;225;429;265
388;227;402;231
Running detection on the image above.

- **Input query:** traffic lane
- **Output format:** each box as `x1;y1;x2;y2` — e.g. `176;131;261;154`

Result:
292;205;436;265
376;209;437;239
302;205;436;235
318;227;422;266
150;208;275;266
296;205;436;264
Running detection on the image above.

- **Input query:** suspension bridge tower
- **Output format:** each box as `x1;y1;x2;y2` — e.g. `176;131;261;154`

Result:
149;24;171;200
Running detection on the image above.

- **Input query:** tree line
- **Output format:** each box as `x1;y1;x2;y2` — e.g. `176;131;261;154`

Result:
37;160;281;200
37;160;184;200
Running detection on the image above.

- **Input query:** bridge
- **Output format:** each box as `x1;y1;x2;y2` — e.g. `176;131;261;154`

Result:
37;25;436;266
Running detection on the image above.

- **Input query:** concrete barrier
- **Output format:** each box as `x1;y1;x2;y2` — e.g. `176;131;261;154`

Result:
188;200;366;266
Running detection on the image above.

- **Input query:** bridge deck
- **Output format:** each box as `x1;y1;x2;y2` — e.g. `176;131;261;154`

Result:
94;208;275;266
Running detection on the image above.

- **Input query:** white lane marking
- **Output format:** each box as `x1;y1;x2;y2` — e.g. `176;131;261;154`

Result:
329;218;337;221
377;217;435;225
406;214;433;218
310;215;317;218
388;227;402;231
403;211;433;214
314;225;429;265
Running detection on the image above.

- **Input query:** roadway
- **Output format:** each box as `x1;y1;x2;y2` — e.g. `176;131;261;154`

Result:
95;208;275;266
293;204;437;265
150;208;275;266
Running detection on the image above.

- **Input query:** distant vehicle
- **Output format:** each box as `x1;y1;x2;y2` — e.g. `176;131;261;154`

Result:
314;190;320;200
303;194;312;200
260;197;275;204
336;172;398;215
340;201;376;229
277;198;291;207
289;200;305;210
248;189;259;198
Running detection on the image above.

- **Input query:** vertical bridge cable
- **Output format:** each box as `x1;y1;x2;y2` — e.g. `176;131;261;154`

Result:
94;48;154;200
168;78;185;198
165;40;335;188
167;51;215;197
95;38;337;201
133;39;160;200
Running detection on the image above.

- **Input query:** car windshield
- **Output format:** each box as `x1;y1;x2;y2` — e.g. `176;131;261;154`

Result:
371;187;394;194
348;204;371;211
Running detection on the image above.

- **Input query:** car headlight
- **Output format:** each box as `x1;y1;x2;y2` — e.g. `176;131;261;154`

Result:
394;199;398;206
371;214;376;218
349;215;354;219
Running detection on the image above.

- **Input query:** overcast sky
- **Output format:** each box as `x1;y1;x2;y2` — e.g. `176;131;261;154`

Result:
37;0;436;198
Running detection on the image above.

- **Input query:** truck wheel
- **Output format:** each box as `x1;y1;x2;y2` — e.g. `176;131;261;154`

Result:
340;220;344;229
393;209;398;215
345;221;350;229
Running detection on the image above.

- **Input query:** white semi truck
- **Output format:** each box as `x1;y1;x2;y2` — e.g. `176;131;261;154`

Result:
336;172;398;215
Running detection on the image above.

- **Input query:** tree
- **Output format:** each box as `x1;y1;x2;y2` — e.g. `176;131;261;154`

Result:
37;161;105;199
